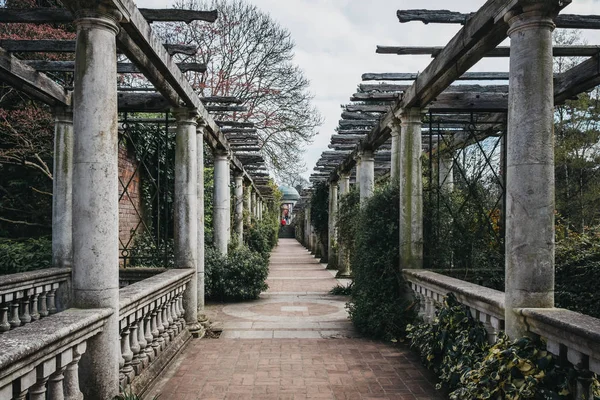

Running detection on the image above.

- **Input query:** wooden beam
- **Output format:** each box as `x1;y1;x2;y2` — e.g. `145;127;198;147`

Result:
0;47;70;106
222;128;257;134
23;60;206;73
377;45;600;58
361;72;509;82
341;111;382;120
206;105;247;112
0;8;217;23
216;120;254;128
0;39;197;56
339;120;377;128
397;9;600;30
554;53;600;104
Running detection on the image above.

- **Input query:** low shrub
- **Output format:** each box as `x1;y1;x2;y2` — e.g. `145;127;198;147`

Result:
204;245;269;301
329;283;352;296
0;236;52;274
246;218;277;258
347;182;416;340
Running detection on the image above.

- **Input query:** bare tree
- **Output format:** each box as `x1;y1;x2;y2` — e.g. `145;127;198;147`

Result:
155;0;322;175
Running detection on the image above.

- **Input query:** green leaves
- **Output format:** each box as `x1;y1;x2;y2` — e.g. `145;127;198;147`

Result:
0;236;51;274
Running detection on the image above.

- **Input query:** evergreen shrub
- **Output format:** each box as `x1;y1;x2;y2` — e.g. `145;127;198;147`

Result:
347;182;416;340
0;237;52;274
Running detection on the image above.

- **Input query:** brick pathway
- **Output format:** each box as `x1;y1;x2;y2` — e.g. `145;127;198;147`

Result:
146;239;443;400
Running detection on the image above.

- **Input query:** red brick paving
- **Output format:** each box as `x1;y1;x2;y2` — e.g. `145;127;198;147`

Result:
146;239;443;400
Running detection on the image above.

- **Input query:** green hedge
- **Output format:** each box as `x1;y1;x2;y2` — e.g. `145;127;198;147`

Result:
0;237;51;274
336;186;359;270
204;245;269;301
347;182;416;340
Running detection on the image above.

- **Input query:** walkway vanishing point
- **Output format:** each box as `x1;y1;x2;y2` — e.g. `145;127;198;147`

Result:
146;239;442;400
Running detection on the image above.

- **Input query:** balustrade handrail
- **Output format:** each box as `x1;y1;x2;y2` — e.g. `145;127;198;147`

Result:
0;307;112;398
0;268;71;296
119;268;194;322
403;269;505;320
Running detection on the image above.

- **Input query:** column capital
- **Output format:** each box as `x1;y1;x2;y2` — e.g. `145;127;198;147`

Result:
53;107;73;124
388;117;401;137
173;108;199;124
504;1;561;34
73;8;122;34
358;149;374;162
399;107;423;126
213;149;230;160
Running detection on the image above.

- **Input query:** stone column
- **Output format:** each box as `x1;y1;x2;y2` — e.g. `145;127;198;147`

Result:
504;4;557;339
337;173;351;276
244;184;251;226
71;9;121;398
251;190;256;219
438;153;454;192
359;150;375;204
52;107;73;311
328;181;339;269
399;108;423;270
213;150;230;255
390;120;401;183
196;122;205;312
174;109;201;336
257;199;262;220
304;206;311;248
234;172;244;245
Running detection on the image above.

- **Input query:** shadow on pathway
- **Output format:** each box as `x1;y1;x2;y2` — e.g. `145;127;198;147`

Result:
146;239;443;400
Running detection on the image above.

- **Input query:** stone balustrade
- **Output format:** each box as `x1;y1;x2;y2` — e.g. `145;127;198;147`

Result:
118;268;194;391
119;267;167;288
0;268;71;334
0;308;112;400
403;270;600;399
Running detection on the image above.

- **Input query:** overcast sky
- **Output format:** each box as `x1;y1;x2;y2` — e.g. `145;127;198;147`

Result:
139;0;600;182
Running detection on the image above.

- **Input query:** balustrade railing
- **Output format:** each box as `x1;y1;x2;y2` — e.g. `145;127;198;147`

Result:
0;268;71;334
118;268;194;388
0;308;112;400
403;269;600;399
119;267;166;288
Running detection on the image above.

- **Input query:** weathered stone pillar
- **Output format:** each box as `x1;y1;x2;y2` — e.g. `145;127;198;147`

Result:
304;205;311;248
257;199;263;220
438;153;454;192
251;190;257;219
244;184;251;226
234;172;244;245
399;108;423;270
213;150;230;255
196;122;205;312
359;150;375;204
337;173;351;277
504;3;557;339
328;181;338;269
173;109;201;336
390;120;401;182
71;9;121;398
52;107;73;311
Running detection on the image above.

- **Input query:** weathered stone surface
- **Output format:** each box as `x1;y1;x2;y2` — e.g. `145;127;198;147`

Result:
213;151;231;255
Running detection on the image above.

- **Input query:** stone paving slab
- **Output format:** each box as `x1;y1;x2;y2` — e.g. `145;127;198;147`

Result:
145;239;442;400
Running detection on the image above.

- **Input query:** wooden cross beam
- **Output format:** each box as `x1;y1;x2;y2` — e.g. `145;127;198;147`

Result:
361;72;509;81
216;121;254;128
396;9;599;30
0;39;197;56
23;60;206;73
0;8;217;23
376;45;600;58
117;92;246;112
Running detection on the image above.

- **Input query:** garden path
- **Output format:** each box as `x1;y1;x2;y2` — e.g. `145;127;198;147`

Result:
145;239;442;400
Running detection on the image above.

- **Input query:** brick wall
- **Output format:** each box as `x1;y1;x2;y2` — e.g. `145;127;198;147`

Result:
118;143;143;251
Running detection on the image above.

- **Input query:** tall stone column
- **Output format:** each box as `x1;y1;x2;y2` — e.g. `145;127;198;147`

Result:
234;172;244;245
258;199;263;220
359;150;375;204
213;150;230;255
304;206;311;248
52;107;73;311
251;190;257;218
71;9;121;398
196;122;205;312
244;184;251;226
504;3;557;339
337;173;351;276
390;120;401;183
438;153;454;192
174;109;201;336
399;108;423;270
328;181;338;269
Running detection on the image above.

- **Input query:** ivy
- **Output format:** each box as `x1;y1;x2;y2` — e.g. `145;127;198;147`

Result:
335;186;359;267
310;181;329;239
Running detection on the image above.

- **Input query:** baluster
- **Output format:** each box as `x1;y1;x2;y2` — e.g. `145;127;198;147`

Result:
9;300;21;329
30;293;40;321
47;288;57;315
64;342;85;400
130;319;141;375
120;326;135;384
19;292;31;324
39;290;49;318
30;359;57;400
136;315;149;370
144;311;156;361
161;300;171;344
0;303;10;332
48;349;72;400
170;296;179;336
480;314;499;344
150;306;161;356
156;302;166;351
166;296;175;339
14;368;38;400
177;292;185;331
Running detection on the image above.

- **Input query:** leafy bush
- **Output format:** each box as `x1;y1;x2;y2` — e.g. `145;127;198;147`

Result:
126;231;175;268
347;182;416;340
329;283;352;296
0;236;52;274
310;181;329;259
204;245;269;301
335;187;359;270
246;218;277;258
406;293;490;391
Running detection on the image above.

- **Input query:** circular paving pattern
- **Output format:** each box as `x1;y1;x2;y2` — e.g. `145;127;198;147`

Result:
222;299;347;322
